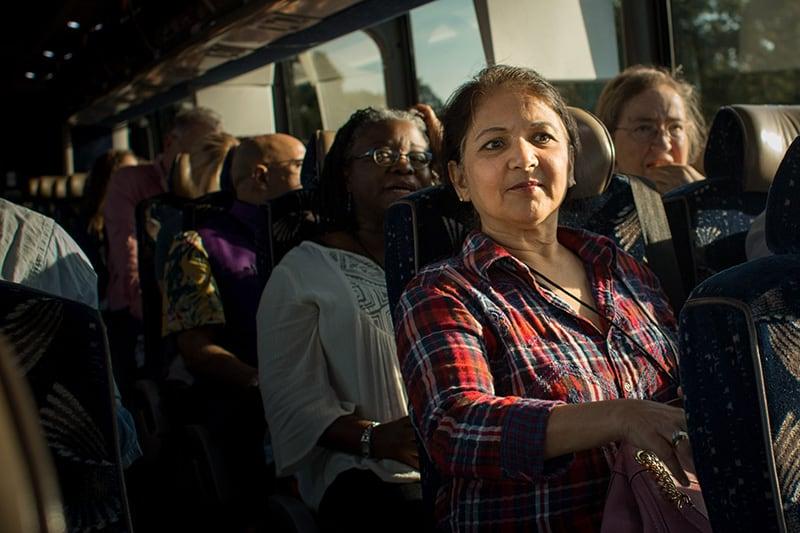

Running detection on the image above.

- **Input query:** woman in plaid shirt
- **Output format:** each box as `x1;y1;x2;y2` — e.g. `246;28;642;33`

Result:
394;65;691;532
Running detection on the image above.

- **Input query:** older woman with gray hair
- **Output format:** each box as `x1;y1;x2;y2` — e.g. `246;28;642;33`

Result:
595;65;707;194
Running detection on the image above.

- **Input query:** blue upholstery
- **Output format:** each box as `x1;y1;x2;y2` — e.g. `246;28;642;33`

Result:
384;185;473;316
0;281;132;532
679;134;800;532
680;258;800;532
766;137;800;255
663;179;765;284
560;174;645;261
665;105;800;287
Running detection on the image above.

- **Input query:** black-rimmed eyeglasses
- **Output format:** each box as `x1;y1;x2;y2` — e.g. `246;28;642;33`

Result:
352;147;432;169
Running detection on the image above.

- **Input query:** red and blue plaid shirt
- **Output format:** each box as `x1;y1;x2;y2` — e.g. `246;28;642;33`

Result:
395;228;679;532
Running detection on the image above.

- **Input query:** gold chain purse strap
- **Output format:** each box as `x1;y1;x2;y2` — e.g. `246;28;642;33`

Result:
634;450;692;509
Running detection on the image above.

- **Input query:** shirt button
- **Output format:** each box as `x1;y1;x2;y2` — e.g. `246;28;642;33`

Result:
624;381;634;392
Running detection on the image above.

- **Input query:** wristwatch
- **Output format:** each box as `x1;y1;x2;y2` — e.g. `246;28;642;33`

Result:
360;421;380;458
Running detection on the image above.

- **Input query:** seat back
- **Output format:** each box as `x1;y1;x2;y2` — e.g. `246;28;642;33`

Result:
678;136;800;532
0;281;132;532
664;105;800;287
0;335;66;533
256;188;321;287
135;193;188;378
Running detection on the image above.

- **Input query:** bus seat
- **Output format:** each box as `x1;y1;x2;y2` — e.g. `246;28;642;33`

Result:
53;176;68;200
27;176;40;198
0;281;133;532
315;130;335;179
256;187;320;287
0;335;66;533
134;193;187;381
300;130;335;189
678;136;800;533
559;107;649;262
220;144;237;193
68;173;88;198
38;176;57;200
664;104;800;288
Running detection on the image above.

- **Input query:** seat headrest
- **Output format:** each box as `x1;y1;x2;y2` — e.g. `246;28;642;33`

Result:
315;130;336;178
26;177;40;197
68;174;87;198
704;105;800;192
765;136;800;255
54;176;68;199
566;107;615;200
37;176;57;199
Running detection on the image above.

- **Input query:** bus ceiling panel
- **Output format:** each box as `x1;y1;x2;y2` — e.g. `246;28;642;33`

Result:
72;0;435;127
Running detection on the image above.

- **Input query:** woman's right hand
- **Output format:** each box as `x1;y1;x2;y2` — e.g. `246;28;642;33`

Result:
371;416;420;469
613;399;693;485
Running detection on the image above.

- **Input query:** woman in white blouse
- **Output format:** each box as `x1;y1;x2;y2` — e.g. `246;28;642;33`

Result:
257;107;436;531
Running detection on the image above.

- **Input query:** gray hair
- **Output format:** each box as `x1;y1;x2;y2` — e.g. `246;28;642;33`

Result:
172;107;222;138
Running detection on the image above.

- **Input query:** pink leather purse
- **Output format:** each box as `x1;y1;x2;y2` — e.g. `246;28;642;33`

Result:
601;443;712;533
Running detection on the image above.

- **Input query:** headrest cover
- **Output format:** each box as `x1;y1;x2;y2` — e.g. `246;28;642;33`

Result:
705;105;800;192
765;136;800;255
566;107;615;200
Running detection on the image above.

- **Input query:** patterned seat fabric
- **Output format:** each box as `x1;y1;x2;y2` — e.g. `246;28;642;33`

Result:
665;104;800;288
679;136;800;532
766;137;800;256
384;185;473;317
0;281;132;532
255;187;321;287
560;174;646;261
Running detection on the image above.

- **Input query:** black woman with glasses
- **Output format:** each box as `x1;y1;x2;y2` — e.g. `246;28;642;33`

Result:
596;65;708;194
256;107;434;531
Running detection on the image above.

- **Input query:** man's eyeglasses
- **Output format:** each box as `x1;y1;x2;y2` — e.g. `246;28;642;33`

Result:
352;147;432;170
615;123;687;145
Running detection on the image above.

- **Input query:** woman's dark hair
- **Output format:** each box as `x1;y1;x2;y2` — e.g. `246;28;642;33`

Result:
82;149;136;237
595;65;706;163
317;107;428;232
440;65;581;195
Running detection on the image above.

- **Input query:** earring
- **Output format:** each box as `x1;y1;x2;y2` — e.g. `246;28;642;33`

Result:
346;191;353;214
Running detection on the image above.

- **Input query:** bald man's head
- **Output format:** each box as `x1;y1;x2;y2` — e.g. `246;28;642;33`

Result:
232;133;306;204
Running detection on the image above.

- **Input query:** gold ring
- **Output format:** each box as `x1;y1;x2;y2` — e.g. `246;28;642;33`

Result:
671;430;689;447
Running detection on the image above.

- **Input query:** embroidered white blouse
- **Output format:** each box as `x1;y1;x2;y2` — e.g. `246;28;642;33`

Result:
257;240;419;510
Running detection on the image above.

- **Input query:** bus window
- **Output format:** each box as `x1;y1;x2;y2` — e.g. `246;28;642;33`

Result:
672;0;800;121
409;0;486;111
291;30;387;133
281;56;324;142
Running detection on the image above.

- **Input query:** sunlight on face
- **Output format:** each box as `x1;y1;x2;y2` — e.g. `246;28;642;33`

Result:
449;87;572;237
613;84;690;177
